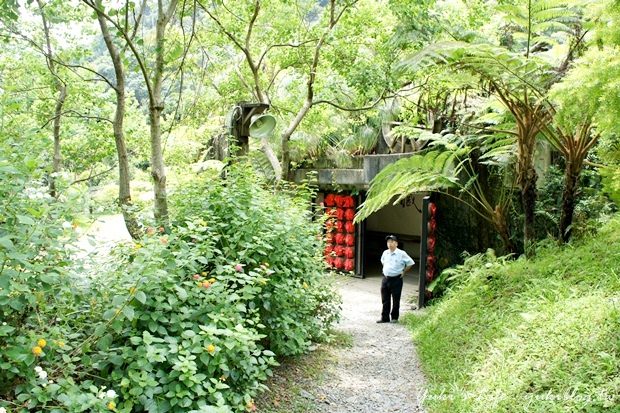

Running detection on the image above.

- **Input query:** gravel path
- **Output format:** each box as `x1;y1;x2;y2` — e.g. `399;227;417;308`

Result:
310;275;427;413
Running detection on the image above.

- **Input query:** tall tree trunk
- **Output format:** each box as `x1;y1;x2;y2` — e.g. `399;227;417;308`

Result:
521;164;537;256
492;205;517;255
280;99;312;180
149;1;177;224
50;85;66;198
95;6;141;239
515;119;539;257
149;104;168;223
552;124;597;244
37;0;65;198
260;137;282;179
559;165;579;243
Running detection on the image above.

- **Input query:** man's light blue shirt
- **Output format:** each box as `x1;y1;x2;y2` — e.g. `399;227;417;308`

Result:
381;248;415;277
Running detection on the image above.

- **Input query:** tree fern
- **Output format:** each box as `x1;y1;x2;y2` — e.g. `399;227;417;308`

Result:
356;148;464;221
355;131;517;252
499;0;579;56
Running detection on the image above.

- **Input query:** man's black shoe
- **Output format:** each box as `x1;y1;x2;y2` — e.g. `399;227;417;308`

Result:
376;319;389;323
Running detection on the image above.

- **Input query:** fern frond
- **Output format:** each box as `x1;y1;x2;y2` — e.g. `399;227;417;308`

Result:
355;148;467;222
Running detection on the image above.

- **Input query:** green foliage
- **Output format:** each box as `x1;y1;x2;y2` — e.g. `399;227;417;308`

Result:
556;0;620;205
549;45;620;135
600;166;620;205
404;215;620;413
426;249;510;297
498;0;579;54
356;146;466;222
0;159;340;412
536;164;617;238
169;163;341;355
0;1;18;27
85;235;277;412
356;131;516;225
0;150;97;410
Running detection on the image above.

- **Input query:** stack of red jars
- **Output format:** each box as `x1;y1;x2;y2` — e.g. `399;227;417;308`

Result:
324;193;356;272
425;202;437;298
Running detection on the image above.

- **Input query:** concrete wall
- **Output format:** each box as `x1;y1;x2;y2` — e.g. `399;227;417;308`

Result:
366;194;425;236
292;153;414;188
363;194;426;262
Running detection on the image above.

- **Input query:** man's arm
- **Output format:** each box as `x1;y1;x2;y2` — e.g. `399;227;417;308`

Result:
400;253;415;278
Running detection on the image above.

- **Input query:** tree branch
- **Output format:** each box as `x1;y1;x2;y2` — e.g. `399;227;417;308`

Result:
40;110;113;129
82;0;155;107
71;164;117;185
122;0;147;54
162;0;197;152
246;0;260;52
257;39;317;69
52;60;116;90
312;92;390;112
196;0;246;53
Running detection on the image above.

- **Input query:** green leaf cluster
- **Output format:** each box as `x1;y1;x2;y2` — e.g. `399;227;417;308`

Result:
0;160;340;413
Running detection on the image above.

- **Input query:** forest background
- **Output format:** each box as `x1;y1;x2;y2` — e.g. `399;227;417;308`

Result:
1;0;620;412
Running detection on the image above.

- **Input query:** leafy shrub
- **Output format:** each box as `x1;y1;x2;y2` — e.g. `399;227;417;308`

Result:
169;163;341;355
427;249;510;298
0;158;77;380
1;161;340;413
83;233;278;412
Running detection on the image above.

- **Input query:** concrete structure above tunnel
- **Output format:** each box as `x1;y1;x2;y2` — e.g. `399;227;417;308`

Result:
292;153;413;188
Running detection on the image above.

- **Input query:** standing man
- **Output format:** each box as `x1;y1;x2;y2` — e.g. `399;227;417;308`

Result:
377;235;415;324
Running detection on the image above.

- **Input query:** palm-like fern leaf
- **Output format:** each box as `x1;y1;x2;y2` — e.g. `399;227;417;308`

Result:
355;148;469;222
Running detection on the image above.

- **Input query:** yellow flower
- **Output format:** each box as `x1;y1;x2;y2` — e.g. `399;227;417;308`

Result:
206;344;216;354
32;346;43;356
107;401;116;410
303;282;309;289
201;272;208;276
37;338;47;348
208;278;216;283
134;243;142;249
219;375;227;382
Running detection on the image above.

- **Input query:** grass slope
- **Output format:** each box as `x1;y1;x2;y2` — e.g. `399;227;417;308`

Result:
404;217;620;413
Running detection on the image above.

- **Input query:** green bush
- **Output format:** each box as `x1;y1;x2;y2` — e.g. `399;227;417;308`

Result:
1;161;340;413
80;232;278;412
0;156;86;397
168;163;341;356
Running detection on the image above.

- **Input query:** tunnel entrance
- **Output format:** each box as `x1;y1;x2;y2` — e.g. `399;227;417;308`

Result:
359;193;424;279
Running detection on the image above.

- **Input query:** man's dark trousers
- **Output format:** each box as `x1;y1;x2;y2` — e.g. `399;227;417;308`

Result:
381;275;403;321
